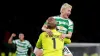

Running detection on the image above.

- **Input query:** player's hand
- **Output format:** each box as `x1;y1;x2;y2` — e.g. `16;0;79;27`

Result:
60;34;66;40
34;49;43;56
46;29;53;37
11;33;16;37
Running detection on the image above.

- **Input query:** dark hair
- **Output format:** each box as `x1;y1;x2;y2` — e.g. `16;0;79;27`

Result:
19;32;24;35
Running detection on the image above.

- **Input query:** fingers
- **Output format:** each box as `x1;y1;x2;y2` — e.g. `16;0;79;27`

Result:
46;29;53;37
60;34;66;40
11;33;16;37
35;49;43;56
47;31;53;37
60;35;64;40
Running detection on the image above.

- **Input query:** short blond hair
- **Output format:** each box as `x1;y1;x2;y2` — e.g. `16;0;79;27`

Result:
60;3;72;13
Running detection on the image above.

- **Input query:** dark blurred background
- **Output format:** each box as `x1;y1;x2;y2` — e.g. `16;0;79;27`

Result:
0;0;99;53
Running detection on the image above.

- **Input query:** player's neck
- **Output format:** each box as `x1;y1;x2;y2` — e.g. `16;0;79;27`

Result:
60;14;68;19
50;28;56;31
20;39;24;42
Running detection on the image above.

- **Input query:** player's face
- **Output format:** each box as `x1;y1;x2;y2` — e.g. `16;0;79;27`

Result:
19;34;24;41
62;7;72;18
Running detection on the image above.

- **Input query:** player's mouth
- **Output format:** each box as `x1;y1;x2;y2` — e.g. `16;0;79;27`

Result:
67;14;70;17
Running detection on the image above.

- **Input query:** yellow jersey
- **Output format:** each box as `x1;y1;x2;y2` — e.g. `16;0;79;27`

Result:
36;29;64;56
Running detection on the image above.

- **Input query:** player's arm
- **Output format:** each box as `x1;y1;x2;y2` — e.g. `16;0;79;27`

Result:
42;17;53;36
36;33;43;49
60;30;73;40
61;22;74;39
28;42;34;56
42;18;50;31
28;43;34;52
8;33;16;44
62;23;73;44
33;33;43;56
30;47;34;53
41;21;48;32
64;38;71;44
67;21;74;39
65;32;73;39
29;47;34;55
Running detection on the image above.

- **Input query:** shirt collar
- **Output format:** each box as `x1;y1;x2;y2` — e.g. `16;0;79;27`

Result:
51;29;57;32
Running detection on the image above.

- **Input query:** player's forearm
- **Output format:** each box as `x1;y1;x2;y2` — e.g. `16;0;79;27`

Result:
8;36;13;44
36;41;42;49
64;38;71;44
30;47;34;55
31;47;34;53
41;25;48;32
36;43;42;49
65;32;72;39
42;27;48;32
65;34;72;39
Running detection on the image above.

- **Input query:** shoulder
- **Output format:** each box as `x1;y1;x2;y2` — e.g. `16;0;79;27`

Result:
40;32;47;35
13;39;20;44
67;18;74;25
53;31;61;35
39;32;49;38
52;16;61;19
24;40;30;44
25;40;29;42
14;39;20;41
39;32;47;37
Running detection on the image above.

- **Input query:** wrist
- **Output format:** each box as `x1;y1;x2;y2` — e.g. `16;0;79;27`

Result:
45;29;50;31
65;34;71;39
43;28;49;32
